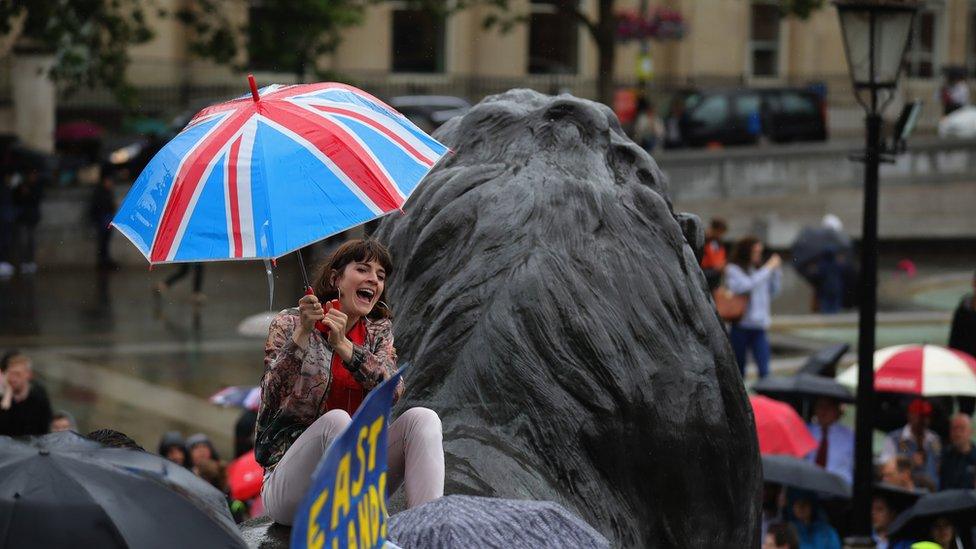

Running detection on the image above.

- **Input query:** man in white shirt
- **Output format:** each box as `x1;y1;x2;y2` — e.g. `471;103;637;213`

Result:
806;396;854;484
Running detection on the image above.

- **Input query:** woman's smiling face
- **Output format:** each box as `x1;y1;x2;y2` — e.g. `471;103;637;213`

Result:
334;259;386;318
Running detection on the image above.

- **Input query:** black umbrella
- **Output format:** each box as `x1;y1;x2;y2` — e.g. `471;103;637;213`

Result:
753;374;854;404
874;483;924;514
761;454;851;499
889;490;976;548
389;495;610;548
0;433;245;548
798;343;851;377
790;226;854;284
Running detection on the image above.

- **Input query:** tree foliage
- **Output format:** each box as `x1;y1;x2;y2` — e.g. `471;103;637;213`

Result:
0;0;155;101
176;0;364;81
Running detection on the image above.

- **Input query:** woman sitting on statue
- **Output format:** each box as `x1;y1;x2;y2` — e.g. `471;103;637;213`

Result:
255;238;444;526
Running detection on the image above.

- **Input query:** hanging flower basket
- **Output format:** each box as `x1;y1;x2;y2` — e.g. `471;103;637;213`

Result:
615;8;687;43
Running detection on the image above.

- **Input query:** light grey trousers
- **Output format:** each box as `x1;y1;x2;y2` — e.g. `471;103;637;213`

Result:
263;407;445;525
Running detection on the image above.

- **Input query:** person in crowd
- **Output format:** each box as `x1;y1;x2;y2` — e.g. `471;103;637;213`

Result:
12;169;42;274
88;173;118;270
762;483;787;542
158;431;188;467
256;238;444;526
927;516;963;549
939;413;976;489
787;490;842;549
764;521;800;549
881;399;941;490
949;270;976;415
806;396;854;484
663;96;685;149
195;458;248;523
49;410;77;432
234;409;257;459
0;350;52;436
880;456;918;491
811;215;848;314
633;97;665;153
872;495;896;549
154;264;206;304
700;217;728;292
0;173;15;277
186;432;220;469
725;236;782;379
86;429;145;450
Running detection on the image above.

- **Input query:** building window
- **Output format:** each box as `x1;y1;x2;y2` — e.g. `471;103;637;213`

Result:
968;7;976;77
391;7;446;73
749;3;780;77
905;9;939;78
528;1;579;74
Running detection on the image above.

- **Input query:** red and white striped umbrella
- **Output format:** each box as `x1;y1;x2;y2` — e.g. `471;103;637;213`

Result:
837;344;976;396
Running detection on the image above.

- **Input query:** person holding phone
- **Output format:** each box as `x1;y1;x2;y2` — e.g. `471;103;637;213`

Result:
725;236;782;379
256;238;444;526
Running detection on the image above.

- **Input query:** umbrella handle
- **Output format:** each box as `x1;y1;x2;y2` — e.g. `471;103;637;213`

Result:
304;287;341;334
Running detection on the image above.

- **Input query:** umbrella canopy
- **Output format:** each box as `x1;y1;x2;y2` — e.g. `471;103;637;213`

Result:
874;483;924;515
889;489;976;544
0;433;245;548
753;373;854;404
388;495;610;548
761;454;851;499
210;385;260;411
112;78;449;264
837;344;976;396
56;120;104;142
750;394;818;457
226;450;263;502
791;226;853;268
798;343;851;377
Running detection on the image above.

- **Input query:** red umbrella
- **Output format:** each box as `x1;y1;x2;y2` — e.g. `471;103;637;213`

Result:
227;450;263;501
750;394;818;457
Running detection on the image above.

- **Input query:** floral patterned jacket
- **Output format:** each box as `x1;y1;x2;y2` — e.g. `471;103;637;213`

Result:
254;308;402;470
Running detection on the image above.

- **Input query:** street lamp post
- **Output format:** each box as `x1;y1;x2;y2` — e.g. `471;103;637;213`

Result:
833;1;919;546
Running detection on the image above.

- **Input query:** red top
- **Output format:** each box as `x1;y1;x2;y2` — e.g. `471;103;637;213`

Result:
324;319;367;415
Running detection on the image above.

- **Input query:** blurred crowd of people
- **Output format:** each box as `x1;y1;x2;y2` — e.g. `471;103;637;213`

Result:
0;348;257;524
762;395;976;549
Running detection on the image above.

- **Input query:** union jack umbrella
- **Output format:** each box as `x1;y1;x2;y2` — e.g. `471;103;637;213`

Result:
837;344;976;396
111;76;449;265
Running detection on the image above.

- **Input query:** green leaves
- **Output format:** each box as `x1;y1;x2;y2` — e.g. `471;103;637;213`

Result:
1;0;155;104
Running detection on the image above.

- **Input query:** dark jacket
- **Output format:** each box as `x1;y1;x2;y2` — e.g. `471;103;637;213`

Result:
12;179;42;226
0;382;53;437
949;294;976;358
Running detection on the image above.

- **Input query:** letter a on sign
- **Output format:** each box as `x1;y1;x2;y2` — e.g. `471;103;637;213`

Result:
291;366;407;549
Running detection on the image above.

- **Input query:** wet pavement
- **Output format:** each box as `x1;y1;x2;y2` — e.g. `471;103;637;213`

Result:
0;259;306;455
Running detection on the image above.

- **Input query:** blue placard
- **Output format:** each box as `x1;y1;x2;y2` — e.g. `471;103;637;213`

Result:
291;366;406;549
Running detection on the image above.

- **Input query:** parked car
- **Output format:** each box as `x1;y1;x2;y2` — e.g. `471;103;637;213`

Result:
387;95;471;133
678;88;828;148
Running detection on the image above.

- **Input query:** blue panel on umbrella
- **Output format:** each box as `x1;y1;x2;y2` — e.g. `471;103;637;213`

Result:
173;154;229;261
337;117;429;198
111;116;225;258
256;120;376;256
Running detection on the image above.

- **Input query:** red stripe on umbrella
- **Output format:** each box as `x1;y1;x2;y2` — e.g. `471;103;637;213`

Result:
875;346;924;393
750;395;818;458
